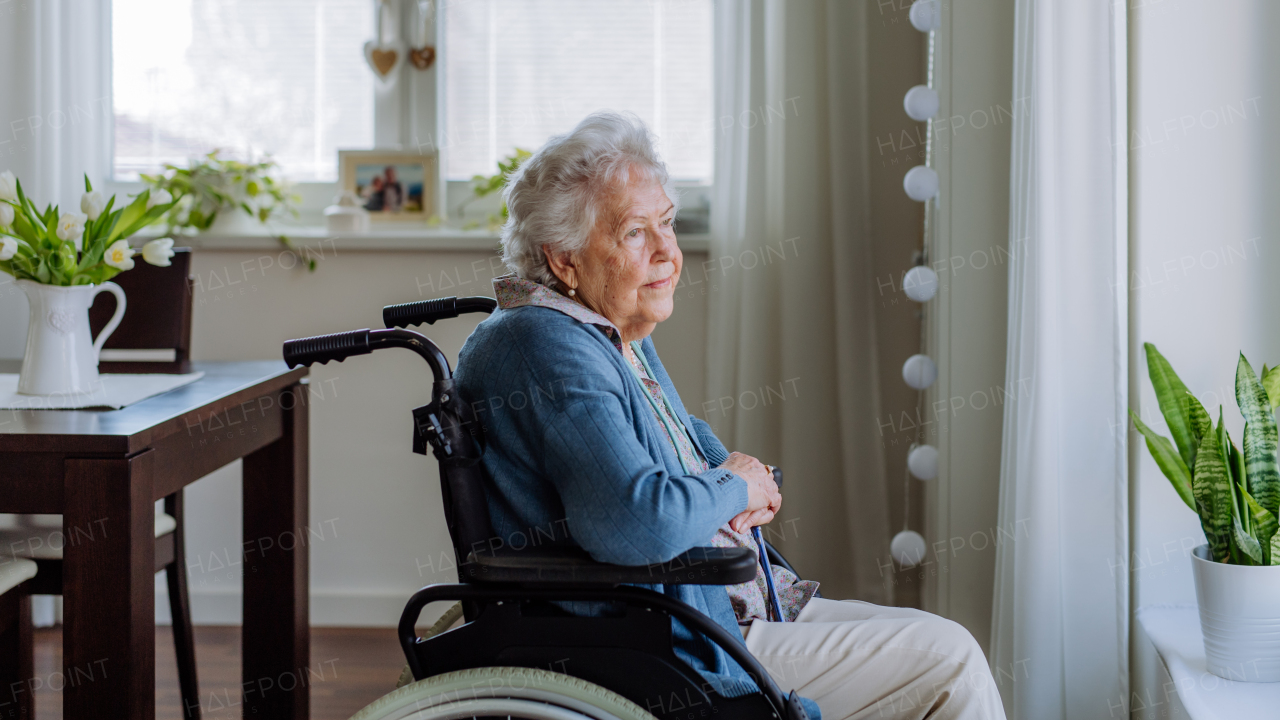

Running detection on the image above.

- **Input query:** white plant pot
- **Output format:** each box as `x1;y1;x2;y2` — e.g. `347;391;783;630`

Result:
205;209;258;235
16;280;127;396
1191;543;1280;682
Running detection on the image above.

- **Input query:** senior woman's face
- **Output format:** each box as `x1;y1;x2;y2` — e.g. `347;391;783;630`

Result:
557;179;682;343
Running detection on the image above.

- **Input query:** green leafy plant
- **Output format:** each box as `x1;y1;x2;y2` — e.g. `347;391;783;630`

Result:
0;172;176;286
141;150;315;270
1134;343;1280;565
142;150;299;232
459;148;531;231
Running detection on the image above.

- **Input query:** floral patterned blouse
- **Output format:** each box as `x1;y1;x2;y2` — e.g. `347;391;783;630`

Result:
494;274;819;624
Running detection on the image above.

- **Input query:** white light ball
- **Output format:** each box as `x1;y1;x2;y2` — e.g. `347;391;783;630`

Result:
909;0;941;32
902;265;938;302
908;444;939;480
903;85;939;121
903;165;939;202
891;530;928;568
902;354;937;390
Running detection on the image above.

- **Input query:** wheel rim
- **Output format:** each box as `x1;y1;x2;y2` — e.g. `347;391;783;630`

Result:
401;697;608;719
350;667;657;720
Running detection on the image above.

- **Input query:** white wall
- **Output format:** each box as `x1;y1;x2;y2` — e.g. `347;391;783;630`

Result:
1129;1;1280;713
926;0;1015;653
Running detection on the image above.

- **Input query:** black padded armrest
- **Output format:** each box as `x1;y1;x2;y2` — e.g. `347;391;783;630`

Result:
463;546;757;586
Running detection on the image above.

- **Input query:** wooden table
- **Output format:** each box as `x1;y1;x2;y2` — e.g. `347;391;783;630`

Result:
0;361;310;719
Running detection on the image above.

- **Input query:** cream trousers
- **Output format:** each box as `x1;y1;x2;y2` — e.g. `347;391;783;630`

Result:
742;598;1007;720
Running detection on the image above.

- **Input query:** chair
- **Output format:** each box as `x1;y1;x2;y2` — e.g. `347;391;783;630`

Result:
89;247;195;374
283;296;812;720
0;249;201;718
0;556;38;719
0;495;200;718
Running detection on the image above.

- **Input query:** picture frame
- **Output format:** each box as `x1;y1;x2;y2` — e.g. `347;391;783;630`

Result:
338;149;436;222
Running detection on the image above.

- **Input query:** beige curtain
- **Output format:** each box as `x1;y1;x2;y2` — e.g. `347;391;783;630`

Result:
705;0;892;603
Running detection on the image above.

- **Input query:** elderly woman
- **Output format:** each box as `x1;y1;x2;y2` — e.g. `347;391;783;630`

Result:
455;112;1006;720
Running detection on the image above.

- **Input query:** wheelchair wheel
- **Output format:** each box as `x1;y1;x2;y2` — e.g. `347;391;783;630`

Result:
349;666;658;720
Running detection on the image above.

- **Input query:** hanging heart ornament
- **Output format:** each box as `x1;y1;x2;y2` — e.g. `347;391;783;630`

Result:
364;40;405;82
409;45;436;70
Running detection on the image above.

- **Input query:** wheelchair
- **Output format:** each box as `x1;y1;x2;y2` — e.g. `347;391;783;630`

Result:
284;296;813;720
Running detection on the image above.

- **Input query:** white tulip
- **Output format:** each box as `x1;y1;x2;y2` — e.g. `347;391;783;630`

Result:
0;236;17;261
147;188;173;209
81;190;106;221
0;202;13;228
142;237;175;267
56;212;87;242
0;171;16;203
104;239;135;271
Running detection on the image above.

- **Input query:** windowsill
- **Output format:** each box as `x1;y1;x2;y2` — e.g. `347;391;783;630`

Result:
166;226;713;253
1136;605;1280;719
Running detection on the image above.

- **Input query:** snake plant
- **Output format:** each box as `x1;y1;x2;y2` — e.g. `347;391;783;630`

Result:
1133;343;1280;565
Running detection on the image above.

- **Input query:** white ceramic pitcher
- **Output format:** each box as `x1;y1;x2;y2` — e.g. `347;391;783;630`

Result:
16;280;126;396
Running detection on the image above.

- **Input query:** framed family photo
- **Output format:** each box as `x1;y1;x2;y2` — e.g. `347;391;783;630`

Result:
339;150;436;222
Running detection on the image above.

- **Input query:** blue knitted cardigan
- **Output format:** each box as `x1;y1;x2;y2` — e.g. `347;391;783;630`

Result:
454;296;821;718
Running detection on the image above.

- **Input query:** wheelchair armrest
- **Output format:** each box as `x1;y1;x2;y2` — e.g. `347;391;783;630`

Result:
464;545;757;586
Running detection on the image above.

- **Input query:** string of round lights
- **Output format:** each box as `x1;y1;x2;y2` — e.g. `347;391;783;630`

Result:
891;0;942;570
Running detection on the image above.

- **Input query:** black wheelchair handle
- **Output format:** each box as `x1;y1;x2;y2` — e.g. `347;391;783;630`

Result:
283;328;372;368
384;295;497;329
283;327;453;383
772;467;783;488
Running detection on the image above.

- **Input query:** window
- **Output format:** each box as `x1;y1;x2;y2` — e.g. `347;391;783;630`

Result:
111;0;375;182
443;0;714;183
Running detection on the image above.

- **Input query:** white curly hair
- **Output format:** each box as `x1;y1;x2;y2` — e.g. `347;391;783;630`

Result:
499;111;680;290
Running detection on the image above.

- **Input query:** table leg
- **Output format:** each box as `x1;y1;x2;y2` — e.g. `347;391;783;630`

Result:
242;382;309;719
0;584;33;719
63;452;156;720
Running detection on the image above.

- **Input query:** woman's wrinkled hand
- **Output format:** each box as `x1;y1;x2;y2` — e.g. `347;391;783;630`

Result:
721;452;781;533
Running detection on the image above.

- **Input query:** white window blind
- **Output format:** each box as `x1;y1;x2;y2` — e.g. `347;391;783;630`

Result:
444;0;713;182
112;0;375;182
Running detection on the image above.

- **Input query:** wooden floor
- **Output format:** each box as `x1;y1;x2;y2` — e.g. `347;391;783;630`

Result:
33;625;406;720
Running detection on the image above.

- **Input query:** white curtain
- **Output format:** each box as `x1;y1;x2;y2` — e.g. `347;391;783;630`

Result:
0;0;111;202
707;0;891;603
0;0;111;361
990;0;1129;717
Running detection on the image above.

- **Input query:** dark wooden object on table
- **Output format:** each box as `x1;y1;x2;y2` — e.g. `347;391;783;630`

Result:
0;361;310;720
88;247;193;374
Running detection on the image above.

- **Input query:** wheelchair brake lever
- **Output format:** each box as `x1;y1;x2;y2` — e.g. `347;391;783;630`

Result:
785;690;812;719
411;403;448;457
412;381;485;460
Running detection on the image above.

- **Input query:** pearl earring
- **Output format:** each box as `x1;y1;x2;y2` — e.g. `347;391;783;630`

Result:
568;288;576;297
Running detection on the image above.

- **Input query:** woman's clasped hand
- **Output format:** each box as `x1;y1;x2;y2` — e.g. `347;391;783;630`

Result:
722;451;782;534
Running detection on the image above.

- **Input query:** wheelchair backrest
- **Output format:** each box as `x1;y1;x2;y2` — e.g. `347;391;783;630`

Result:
386;296;502;577
283;296;502;578
426;385;499;574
